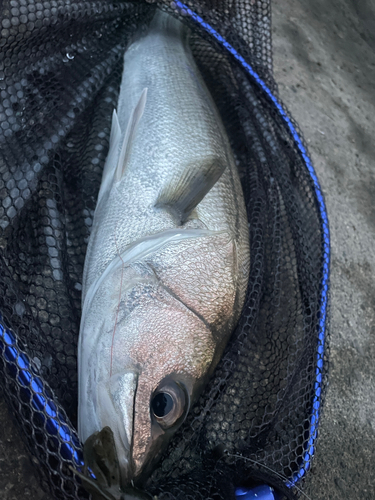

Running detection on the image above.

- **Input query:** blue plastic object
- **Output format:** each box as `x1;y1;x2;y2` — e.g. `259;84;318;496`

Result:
236;485;280;500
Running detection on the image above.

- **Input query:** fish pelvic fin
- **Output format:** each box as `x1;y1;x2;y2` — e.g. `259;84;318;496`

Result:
115;87;148;183
155;157;227;224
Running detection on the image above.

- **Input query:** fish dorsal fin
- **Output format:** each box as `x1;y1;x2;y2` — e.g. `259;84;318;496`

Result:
156;157;227;224
115;87;148;183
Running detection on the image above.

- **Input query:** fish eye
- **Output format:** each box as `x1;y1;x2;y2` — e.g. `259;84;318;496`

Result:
152;392;174;417
151;380;187;429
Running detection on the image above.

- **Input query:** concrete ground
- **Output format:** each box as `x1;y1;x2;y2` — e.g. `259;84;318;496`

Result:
1;0;374;499
272;1;375;498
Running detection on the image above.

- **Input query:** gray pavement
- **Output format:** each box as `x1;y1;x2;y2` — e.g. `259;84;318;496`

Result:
1;1;375;498
272;1;375;498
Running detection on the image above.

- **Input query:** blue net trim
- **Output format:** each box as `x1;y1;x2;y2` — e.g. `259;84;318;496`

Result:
0;316;84;468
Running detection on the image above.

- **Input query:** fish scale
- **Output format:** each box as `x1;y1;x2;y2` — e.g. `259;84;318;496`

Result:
78;8;250;490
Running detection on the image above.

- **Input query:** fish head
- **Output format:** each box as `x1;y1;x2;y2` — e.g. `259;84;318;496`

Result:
94;369;195;487
81;285;217;487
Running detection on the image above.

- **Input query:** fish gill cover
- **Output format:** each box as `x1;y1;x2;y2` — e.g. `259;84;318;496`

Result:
0;1;329;499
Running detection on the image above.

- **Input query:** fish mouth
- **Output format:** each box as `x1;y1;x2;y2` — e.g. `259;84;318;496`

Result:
79;426;155;500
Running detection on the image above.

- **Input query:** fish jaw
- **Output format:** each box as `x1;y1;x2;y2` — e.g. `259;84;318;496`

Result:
78;365;139;482
96;372;138;475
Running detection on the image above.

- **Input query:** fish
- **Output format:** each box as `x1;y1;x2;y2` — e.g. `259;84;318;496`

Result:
77;8;250;488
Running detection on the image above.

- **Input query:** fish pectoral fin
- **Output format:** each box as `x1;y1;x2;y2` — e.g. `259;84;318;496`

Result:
115;87;148;182
96;109;122;204
155;157;226;224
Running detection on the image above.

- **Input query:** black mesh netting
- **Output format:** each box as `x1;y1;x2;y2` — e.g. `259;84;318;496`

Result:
0;1;330;499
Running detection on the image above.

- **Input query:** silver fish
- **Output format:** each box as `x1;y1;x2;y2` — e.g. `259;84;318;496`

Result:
78;9;250;487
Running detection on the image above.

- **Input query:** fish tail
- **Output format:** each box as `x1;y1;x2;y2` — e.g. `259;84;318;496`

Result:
149;8;190;40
